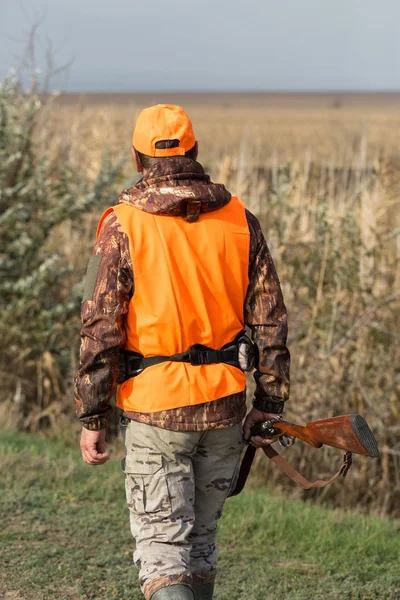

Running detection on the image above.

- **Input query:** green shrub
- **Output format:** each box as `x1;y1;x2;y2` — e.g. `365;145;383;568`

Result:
0;75;124;428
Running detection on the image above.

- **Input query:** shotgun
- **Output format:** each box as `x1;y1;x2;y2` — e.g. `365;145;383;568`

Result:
250;414;379;457
229;414;379;497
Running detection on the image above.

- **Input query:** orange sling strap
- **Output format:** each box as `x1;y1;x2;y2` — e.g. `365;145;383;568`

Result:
229;444;353;497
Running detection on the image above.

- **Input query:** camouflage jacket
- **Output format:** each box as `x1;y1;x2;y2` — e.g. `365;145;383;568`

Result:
74;158;290;431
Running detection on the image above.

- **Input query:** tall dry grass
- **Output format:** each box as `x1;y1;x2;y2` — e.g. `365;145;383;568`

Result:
2;92;399;514
232;153;399;515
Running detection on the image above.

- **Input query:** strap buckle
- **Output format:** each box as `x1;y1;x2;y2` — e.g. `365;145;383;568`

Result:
341;451;353;478
189;349;219;366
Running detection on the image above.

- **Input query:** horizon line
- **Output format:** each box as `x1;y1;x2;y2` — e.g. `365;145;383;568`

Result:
59;88;400;95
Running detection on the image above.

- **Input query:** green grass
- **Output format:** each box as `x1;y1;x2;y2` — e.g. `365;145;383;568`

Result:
0;430;399;600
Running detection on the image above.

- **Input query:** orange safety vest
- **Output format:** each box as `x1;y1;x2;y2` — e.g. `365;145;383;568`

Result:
97;196;250;413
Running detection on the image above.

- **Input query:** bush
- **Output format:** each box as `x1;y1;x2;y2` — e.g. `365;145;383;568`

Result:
0;75;124;430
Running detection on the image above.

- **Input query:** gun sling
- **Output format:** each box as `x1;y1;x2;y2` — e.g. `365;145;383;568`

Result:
229;444;353;497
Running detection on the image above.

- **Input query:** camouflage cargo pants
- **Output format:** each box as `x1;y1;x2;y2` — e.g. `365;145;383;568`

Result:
120;419;245;599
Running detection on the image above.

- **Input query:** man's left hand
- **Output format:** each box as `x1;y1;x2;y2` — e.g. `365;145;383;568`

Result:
243;408;281;448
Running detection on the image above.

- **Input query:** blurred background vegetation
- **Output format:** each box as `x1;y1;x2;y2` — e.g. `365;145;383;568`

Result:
0;68;399;516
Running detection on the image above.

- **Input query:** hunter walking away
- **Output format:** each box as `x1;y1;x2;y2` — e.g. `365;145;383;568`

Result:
1;3;399;598
74;104;290;600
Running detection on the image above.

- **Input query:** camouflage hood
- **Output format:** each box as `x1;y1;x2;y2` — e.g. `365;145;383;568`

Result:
118;157;231;223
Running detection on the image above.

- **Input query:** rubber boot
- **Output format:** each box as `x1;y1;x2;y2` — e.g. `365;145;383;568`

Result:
194;582;214;600
151;584;195;600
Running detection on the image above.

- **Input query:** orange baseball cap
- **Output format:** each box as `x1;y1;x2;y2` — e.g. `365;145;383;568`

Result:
132;104;196;157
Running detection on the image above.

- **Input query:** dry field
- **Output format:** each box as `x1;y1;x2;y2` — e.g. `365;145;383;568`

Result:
57;91;400;170
4;91;400;514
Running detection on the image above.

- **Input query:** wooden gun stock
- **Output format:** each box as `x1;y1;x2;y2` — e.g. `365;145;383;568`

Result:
232;414;379;497
251;414;379;457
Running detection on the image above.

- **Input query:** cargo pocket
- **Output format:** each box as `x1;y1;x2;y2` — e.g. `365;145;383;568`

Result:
123;451;171;514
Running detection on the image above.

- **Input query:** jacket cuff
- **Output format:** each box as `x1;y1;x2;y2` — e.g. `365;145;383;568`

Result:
81;417;108;431
252;396;285;415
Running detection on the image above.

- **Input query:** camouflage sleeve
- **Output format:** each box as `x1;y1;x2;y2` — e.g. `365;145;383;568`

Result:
244;210;290;412
74;211;133;429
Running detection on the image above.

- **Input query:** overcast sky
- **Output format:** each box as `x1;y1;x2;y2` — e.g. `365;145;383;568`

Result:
1;0;400;91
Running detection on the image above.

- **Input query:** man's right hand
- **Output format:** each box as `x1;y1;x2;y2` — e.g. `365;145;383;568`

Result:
243;408;281;448
80;428;110;465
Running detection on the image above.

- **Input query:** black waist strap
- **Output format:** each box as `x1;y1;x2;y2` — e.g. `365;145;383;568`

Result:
143;347;237;369
118;337;245;384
